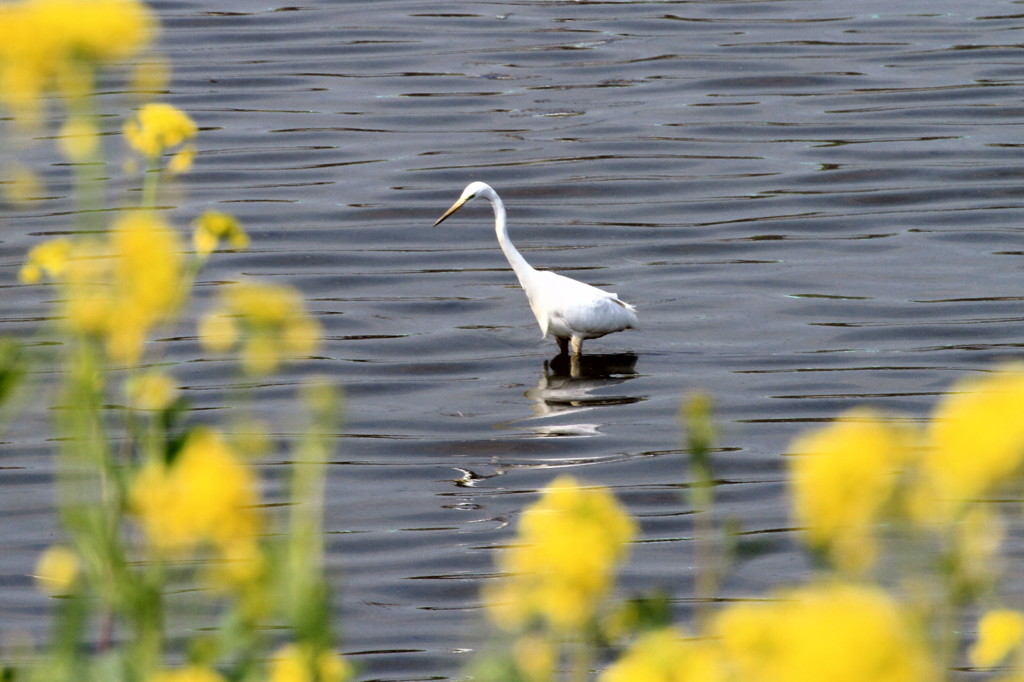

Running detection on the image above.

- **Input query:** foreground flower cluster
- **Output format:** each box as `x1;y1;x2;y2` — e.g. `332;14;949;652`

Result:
21;212;185;364
4;2;342;681
791;369;1024;578
482;366;1024;681
0;0;155;122
485;475;636;635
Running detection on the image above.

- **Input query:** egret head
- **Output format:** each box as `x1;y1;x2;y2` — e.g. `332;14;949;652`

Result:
433;181;493;226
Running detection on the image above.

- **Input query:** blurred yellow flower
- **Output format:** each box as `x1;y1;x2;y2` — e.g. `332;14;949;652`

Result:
281;314;320;355
58;117;99;161
269;643;352;682
58;236;115;335
0;0;155;121
316;649;352;682
131;57;170;95
2;162;42;204
198;312;238;354
129;428;261;556
192;211;249;257
167;143;195;174
124;102;197;159
19;237;72;283
241;334;279;376
715;582;934;682
105;212;187;363
224;280;299;326
789;409;917;574
34;545;80;595
21;214;187;364
920;367;1024;518
27;212;186;364
200;280;321;376
202;538;265;594
971;609;1024;668
483;475;636;633
952;505;1004;595
512;634;556;682
125;370;179;411
147;666;226;682
601;627;725;682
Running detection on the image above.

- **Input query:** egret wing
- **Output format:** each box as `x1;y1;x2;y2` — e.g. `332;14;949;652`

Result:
529;272;637;340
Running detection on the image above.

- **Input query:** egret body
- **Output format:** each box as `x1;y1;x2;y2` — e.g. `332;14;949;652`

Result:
434;182;638;357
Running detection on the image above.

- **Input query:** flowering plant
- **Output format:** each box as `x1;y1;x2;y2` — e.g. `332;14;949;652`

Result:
3;2;344;681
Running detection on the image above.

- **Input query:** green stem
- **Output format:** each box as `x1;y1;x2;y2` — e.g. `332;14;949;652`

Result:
285;382;340;647
110;554;165;682
141;161;161;209
66;92;108;234
681;393;718;630
48;590;87;682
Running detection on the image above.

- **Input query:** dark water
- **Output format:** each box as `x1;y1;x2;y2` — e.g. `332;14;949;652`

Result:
4;1;1024;678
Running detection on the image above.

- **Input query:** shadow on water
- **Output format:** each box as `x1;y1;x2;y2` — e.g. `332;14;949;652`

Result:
520;352;642;429
545;351;639;382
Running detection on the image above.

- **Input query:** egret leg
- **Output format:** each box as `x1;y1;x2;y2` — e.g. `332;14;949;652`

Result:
557;337;569;356
570;337;582;357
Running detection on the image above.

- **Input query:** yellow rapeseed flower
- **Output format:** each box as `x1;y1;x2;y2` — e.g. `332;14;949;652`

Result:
129;428;261;556
920;366;1024;518
483;475;636;633
971;609;1024;668
715;582;935;682
105;212;186;363
147;666;226;682
41;0;154;63
789;409;917;574
200;280;321;375
202;538;265;595
601;627;725;682
241;334;279;376
22;213;186;364
0;0;155;121
511;634;557;682
198;312;238;353
34;545;80;595
124;102;197;159
952;505;1004;594
131;57;170;95
224;280;300;326
124;370;179;411
167;143;195;174
269;643;352;682
315;650;352;682
59;236;116;336
58;116;99;161
19;237;72;283
192;210;249;257
2;162;42;204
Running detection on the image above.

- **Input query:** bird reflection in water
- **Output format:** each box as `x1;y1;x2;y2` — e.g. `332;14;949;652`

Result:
523;352;641;429
464;353;640;485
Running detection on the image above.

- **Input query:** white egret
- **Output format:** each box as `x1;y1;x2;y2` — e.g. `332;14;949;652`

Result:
433;181;638;357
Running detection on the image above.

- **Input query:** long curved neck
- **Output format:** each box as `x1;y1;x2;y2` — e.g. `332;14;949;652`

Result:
484;188;536;282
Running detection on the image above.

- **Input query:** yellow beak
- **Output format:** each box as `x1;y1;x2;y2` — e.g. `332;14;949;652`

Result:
433;196;470;227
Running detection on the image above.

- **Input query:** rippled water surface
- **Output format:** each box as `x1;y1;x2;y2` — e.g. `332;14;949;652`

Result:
5;1;1024;678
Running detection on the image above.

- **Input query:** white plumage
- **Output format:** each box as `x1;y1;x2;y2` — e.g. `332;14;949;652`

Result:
434;181;638;356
